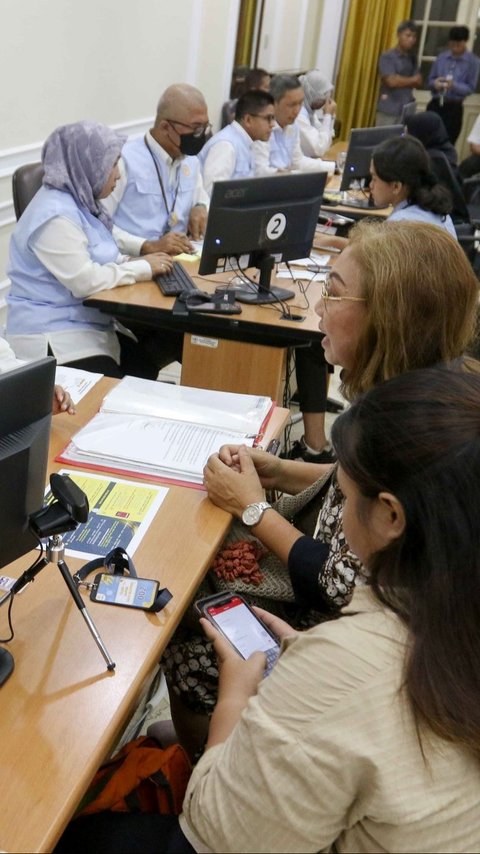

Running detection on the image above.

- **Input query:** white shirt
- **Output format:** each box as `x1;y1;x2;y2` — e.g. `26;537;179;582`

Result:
202;121;253;196
253;122;335;177
0;338;25;373
181;587;480;853
7;216;152;365
103;131;209;255
297;106;335;157
467;114;480;145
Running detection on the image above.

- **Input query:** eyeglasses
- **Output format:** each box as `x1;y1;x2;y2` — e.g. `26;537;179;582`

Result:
249;113;276;124
166;119;212;138
320;276;366;305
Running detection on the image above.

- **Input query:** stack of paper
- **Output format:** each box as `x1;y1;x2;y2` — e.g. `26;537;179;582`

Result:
57;377;274;487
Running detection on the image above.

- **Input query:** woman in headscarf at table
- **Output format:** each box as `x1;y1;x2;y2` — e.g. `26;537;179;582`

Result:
405;111;459;172
6;120;173;379
297;69;337;157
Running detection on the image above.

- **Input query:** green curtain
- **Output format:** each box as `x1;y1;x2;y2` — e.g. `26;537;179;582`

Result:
335;0;412;139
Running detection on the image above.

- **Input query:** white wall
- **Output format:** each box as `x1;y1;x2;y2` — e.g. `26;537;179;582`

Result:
0;0;240;309
0;0;346;321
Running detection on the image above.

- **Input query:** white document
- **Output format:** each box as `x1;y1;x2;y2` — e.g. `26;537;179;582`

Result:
58;376;273;485
101;377;272;433
55;366;103;404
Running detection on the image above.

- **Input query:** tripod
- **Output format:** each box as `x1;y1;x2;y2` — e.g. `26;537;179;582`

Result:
10;474;115;671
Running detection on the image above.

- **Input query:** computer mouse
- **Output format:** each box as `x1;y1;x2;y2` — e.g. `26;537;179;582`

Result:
0;647;14;685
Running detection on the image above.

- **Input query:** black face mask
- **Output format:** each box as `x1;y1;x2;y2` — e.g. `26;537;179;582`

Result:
179;131;208;156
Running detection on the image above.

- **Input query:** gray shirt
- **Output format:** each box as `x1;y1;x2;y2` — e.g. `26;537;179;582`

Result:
377;47;419;116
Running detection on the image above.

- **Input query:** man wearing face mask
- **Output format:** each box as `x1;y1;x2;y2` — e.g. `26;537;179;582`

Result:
105;84;211;257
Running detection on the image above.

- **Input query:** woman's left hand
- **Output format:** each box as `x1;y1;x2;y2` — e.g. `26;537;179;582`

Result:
52;385;76;415
203;445;265;517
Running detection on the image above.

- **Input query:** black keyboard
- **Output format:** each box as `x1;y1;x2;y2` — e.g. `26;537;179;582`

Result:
155;261;199;297
335;197;383;210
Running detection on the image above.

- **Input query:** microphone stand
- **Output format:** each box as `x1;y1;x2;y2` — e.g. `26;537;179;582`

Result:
8;474;115;671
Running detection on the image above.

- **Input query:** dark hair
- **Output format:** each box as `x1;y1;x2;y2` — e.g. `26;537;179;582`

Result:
235;90;274;121
230;65;250;99
245;68;270;90
332;360;480;757
372;136;452;215
397;19;416;34
270;74;301;102
449;25;469;42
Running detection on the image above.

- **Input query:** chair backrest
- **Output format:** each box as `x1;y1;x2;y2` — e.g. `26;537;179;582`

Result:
428;150;470;224
12;163;44;220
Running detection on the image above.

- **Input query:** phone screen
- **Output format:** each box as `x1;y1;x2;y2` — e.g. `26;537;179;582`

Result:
91;574;159;610
206;596;280;664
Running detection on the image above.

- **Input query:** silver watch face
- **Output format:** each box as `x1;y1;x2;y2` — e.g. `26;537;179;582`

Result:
242;502;269;526
243;504;262;526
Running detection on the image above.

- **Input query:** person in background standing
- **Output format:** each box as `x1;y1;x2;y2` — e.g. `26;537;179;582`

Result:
427;25;480;145
376;20;422;126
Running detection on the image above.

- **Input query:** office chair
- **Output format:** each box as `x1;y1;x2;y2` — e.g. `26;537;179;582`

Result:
461;172;480;224
428;150;470;224
427;150;479;267
12;162;44;220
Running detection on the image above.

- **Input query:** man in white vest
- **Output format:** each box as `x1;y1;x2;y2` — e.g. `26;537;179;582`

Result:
253;74;335;178
104;84;211;257
200;90;275;196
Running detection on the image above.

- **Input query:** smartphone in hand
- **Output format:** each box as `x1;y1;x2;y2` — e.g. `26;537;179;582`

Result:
195;592;280;675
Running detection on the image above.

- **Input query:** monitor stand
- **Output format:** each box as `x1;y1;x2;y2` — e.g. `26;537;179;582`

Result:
234;254;294;305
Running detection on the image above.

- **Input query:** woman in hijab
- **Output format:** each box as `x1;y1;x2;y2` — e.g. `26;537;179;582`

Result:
405;110;459;170
298;69;336;157
6;121;173;378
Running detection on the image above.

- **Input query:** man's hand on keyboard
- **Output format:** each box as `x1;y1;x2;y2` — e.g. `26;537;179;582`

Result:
143;252;174;277
141;233;193;256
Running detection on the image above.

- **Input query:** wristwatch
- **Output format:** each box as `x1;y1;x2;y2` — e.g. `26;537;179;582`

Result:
242;501;272;527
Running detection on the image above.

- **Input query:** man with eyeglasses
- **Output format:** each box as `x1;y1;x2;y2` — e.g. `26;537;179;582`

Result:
104;83;211;256
200;90;275;196
253;74;335;177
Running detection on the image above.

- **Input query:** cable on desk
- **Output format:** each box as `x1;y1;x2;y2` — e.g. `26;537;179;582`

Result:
235;257;295;318
0;535;45;643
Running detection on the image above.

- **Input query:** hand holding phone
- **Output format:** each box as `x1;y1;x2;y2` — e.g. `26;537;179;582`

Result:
195;592;281;675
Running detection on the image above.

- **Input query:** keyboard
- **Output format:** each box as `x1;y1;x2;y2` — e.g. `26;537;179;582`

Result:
334;197;384;211
155;261;200;297
322;193;385;211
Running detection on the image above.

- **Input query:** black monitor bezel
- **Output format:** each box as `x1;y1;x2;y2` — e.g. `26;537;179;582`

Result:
0;357;55;568
340;124;404;192
198;172;327;304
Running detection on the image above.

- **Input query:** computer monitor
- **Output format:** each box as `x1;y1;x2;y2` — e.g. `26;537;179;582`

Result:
340;124;404;191
0;357;55;568
198;172;328;305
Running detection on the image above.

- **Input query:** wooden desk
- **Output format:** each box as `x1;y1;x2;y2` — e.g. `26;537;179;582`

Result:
85;264;325;401
0;378;288;853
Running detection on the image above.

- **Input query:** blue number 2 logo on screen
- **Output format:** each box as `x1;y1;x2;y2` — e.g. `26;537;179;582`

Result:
266;213;286;240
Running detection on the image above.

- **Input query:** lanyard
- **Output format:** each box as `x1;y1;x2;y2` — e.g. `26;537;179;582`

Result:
144;135;180;229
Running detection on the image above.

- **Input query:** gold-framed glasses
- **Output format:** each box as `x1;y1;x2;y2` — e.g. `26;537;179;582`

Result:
320;275;366;305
